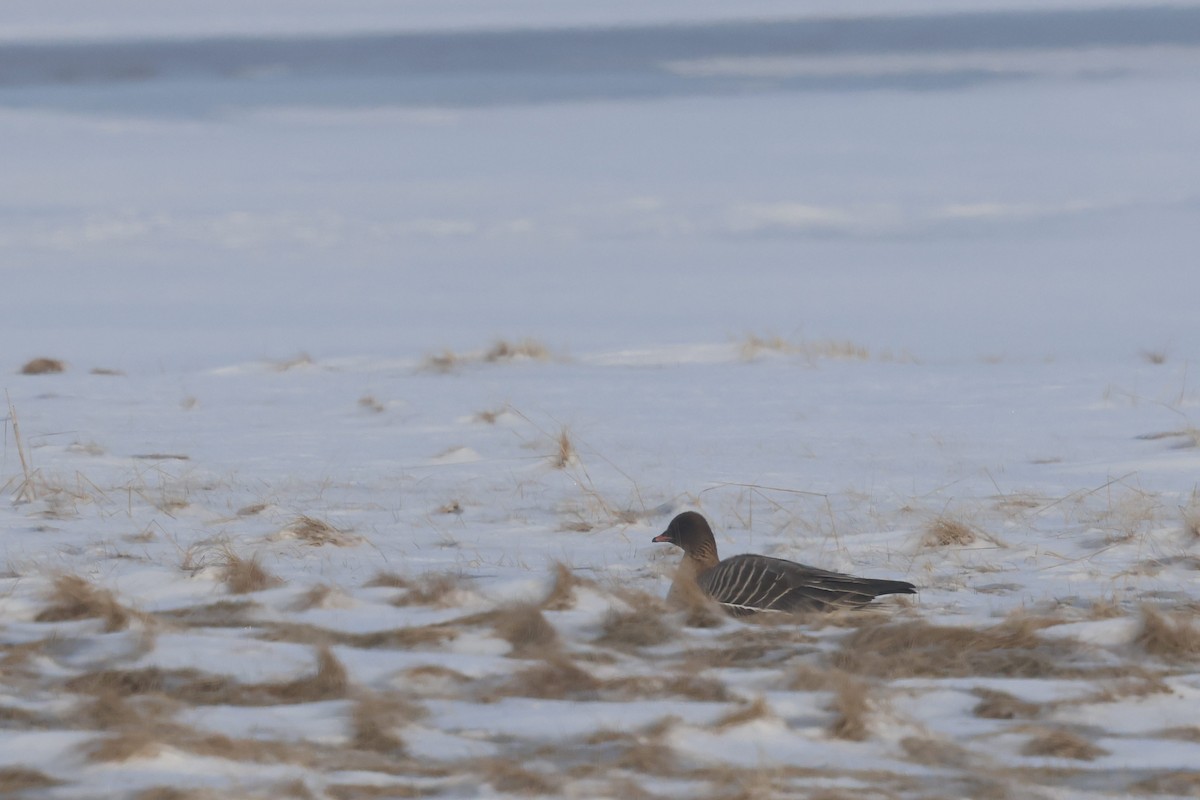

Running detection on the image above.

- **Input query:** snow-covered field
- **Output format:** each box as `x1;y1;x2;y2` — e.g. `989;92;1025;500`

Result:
5;3;1200;799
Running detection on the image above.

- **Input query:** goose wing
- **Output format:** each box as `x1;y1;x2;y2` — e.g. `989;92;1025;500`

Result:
697;554;915;615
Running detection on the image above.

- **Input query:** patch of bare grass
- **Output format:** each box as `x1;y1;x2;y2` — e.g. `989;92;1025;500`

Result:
35;574;134;632
1129;772;1200;796
351;693;422;754
485;604;559;658
421;349;461;373
0;767;60;793
279;515;360;547
497;657;601;700
327;784;422;800
900;736;973;768
1135;605;1200;662
541;562;596;611
973;688;1041;719
66;647;348;707
220;549;282;595
596;608;676;650
481;759;560;795
290;584;333;611
484;338;551;363
155;600;260;628
1019;728;1109;761
605;672;731;702
922;516;979;547
830;616;1088;679
828;671;871;740
391;571;467;607
20;357;65;374
363;571;409;589
714;696;774;730
739;334;870;363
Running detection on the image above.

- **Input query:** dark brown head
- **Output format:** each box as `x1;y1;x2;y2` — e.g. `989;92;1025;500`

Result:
652;511;720;567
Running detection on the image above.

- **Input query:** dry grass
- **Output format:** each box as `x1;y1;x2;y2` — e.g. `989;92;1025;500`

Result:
786;662;838;691
20;357;65;374
351;693;421;754
972;687;1041;719
552;427;576;468
828;671;871;740
498;657;601;700
739;334;870;363
714;696;774;730
66;647;348;707
605;672;731;702
280;515;359;547
358;394;385;413
1135;605;1200;662
922;516;979;547
421;349;460;373
363;571;410;589
1019;728;1109;761
290;584;333;611
481;759;560;795
484;338;551;363
327;784;422;800
541;562;595;610
220;549;282;594
0;767;60;792
595;608;676;650
900;736;974;769
1183;502;1200;540
1129;771;1200;795
488;604;560;658
830;616;1085;679
391;571;467;607
35;574;134;632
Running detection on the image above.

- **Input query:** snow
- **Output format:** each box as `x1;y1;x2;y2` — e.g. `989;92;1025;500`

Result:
4;2;1200;798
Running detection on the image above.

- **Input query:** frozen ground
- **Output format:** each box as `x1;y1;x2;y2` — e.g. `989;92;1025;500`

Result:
4;2;1200;799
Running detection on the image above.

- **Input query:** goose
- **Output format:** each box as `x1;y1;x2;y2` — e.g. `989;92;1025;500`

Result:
653;511;915;615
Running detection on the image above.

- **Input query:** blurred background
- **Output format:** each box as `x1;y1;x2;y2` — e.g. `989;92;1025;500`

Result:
4;0;1200;368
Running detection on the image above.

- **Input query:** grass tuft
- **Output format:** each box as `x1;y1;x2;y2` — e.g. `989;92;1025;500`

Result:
35;574;133;632
972;687;1041;719
281;515;359;547
552;427;576;468
351;693;421;754
0;767;60;792
828;671;870;740
391;571;467;607
20;357;65;374
541;562;594;611
1135;605;1200;662
490;604;559;658
484;338;550;363
1019;727;1109;761
922;516;978;547
831;616;1082;679
220;549;282;595
714;696;774;730
596;608;676;650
